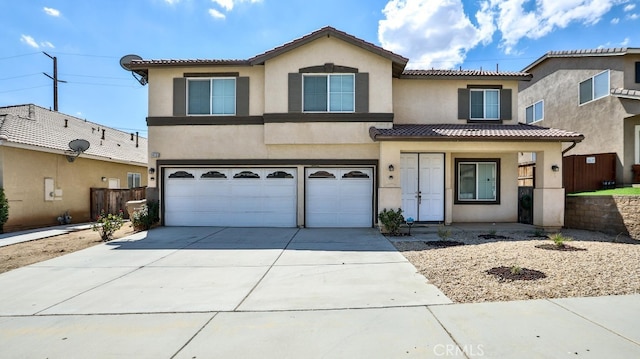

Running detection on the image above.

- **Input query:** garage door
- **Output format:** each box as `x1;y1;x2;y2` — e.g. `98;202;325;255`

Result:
164;168;296;227
305;168;373;227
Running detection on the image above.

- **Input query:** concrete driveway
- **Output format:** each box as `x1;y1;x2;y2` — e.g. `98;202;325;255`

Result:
0;227;638;358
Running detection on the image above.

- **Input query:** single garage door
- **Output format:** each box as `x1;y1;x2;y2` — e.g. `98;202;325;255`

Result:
164;168;296;227
305;167;373;227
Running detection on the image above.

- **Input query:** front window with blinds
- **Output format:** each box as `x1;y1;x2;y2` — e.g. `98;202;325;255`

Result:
303;74;354;112
187;78;236;115
456;159;500;204
579;70;609;105
470;89;499;119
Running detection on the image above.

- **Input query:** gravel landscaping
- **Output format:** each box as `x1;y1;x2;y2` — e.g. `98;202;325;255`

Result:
392;228;640;303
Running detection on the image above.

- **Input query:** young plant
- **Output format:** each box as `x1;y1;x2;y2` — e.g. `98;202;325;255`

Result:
92;210;125;241
378;208;404;235
510;265;523;275
488;229;497;236
0;188;8;233
437;225;451;240
550;233;573;248
532;228;547;237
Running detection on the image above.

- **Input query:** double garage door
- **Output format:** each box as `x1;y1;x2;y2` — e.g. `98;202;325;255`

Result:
164;167;373;227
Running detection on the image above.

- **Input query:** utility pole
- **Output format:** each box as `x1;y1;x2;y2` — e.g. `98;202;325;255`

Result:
42;52;66;111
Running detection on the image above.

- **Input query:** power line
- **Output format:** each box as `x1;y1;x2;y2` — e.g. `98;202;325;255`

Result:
0;73;41;81
60;74;131;80
0;52;41;61
0;85;50;94
65;81;141;88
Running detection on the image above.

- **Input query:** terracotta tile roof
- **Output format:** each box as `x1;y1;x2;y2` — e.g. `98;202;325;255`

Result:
125;26;409;77
0;104;147;165
523;48;640;72
611;88;640;100
401;69;531;80
369;124;584;142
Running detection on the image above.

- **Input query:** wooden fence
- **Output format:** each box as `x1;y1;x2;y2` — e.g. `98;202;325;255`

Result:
518;163;535;187
563;153;616;193
90;187;146;220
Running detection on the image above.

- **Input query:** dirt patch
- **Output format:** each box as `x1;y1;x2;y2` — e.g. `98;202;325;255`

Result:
423;240;465;248
0;224;135;274
478;234;512;240
535;243;587;251
486;266;547;281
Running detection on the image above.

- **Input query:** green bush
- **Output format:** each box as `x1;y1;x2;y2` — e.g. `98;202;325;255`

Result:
378;208;404;235
131;201;160;231
550;233;573;248
92;210;124;241
0;188;8;233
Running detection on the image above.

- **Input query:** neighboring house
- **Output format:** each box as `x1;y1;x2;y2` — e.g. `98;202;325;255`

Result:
519;48;640;185
0;104;148;231
124;26;582;229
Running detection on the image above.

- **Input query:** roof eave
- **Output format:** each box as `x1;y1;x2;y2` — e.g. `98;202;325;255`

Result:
400;74;532;81
370;135;584;142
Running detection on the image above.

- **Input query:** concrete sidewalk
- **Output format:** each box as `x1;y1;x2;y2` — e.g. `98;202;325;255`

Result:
0;223;94;247
0;227;638;358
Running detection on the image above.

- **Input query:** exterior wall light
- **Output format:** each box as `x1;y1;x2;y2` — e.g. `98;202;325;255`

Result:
551;165;560;172
101;177;107;182
388;164;394;171
149;168;155;174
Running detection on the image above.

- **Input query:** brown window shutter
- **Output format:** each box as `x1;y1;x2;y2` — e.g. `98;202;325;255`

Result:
288;73;302;113
173;78;187;116
355;73;369;113
458;88;469;119
500;89;512;120
236;77;249;116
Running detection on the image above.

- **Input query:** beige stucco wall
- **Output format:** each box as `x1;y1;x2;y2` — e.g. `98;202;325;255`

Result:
393;78;520;124
147;66;265;117
519;55;640;184
263;36;393;113
1;146;147;232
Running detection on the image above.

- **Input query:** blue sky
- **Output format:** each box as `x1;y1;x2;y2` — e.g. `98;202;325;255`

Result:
1;0;638;136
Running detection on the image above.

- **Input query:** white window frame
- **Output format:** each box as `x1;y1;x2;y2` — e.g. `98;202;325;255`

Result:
469;89;500;120
128;173;141;188
302;73;355;113
525;100;544;124
186;77;236;116
579;70;610;105
455;160;499;203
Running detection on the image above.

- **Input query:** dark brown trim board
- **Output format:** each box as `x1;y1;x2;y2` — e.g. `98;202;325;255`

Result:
453;158;501;205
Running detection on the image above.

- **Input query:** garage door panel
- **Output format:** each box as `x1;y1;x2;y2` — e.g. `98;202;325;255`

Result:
164;168;296;227
305;167;373;228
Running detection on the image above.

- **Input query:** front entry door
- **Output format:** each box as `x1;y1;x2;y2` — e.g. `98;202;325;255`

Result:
401;153;444;221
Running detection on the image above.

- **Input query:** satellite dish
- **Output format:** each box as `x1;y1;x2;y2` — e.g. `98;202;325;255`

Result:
66;139;90;163
119;54;147;86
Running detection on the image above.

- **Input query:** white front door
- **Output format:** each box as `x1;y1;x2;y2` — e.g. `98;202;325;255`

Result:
401;153;444;221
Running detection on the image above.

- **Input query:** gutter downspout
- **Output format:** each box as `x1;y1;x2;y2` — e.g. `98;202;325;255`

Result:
562;140;579;155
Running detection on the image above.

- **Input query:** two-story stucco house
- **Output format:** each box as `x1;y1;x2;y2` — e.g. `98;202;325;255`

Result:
124;27;582;229
519;48;640;185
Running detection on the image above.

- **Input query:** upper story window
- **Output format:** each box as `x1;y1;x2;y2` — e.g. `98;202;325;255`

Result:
525;100;544;124
187;78;236;115
579;70;609;105
303;74;354;112
470;89;499;120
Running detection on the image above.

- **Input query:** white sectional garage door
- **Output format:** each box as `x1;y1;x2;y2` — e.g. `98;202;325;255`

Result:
305;168;373;227
164;168;296;227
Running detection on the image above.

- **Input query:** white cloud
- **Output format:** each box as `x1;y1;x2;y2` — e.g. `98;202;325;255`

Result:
482;0;626;54
623;3;636;11
379;0;495;69
621;37;630;46
43;7;60;17
208;8;226;19
628;12;640;19
210;0;262;13
164;0;181;4
19;34;54;49
611;17;620;23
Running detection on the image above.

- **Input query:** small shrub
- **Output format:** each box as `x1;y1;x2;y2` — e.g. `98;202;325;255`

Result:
378;208;404;235
0;188;8;233
510;265;523;275
488;228;497;236
92;210;124;241
131;201;160;231
437;225;451;240
550;233;573;248
532;228;547;237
